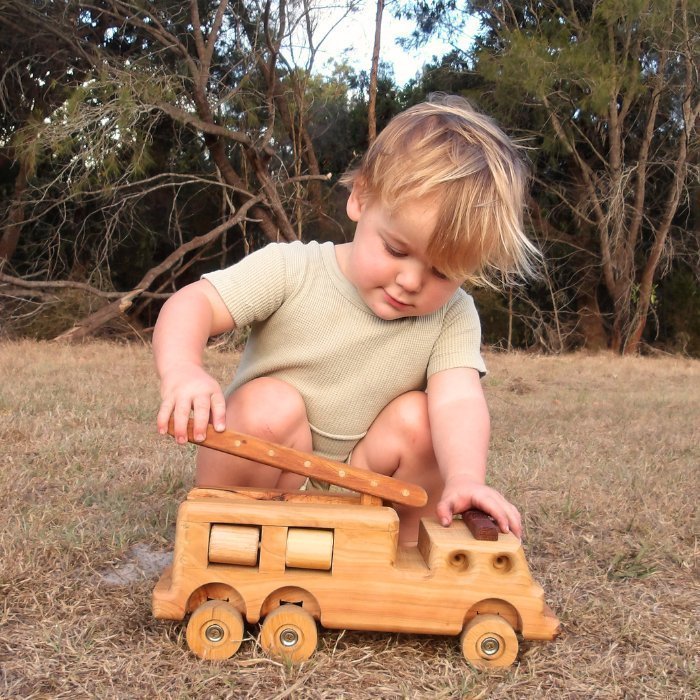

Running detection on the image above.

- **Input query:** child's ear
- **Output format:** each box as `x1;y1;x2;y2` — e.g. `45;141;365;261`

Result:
346;183;365;222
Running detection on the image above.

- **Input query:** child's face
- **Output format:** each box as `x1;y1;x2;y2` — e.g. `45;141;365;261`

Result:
340;187;464;320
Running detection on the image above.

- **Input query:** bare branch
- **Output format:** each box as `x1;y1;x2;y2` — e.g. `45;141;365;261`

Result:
53;194;265;342
0;272;168;300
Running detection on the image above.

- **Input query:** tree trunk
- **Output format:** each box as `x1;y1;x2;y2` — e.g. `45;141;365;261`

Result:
367;0;384;145
233;0;325;226
576;286;608;351
623;17;698;355
0;157;29;263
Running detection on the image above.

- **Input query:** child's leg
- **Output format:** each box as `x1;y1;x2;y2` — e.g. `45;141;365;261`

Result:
349;391;443;545
195;377;310;491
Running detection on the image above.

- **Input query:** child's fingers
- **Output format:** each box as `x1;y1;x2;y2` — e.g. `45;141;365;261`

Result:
480;494;513;535
437;484;522;538
505;501;522;539
171;402;192;444
484;496;521;539
192;395;212;442
436;498;455;527
210;392;227;432
156;399;174;435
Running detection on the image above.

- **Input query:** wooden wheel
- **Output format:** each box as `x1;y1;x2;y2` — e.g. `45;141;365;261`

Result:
186;599;244;660
260;604;317;663
460;614;519;669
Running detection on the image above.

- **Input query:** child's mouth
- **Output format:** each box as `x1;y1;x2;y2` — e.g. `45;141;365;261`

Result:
383;291;410;309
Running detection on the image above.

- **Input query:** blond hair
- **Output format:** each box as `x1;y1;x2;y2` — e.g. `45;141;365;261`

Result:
340;94;539;285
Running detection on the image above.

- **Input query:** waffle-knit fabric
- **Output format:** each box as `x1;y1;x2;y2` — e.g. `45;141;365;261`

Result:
202;240;486;460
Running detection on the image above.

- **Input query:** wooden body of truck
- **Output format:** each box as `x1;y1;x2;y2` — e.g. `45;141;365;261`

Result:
154;486;560;667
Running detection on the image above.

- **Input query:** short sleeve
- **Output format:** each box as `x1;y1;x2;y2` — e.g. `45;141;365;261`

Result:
427;291;487;377
202;243;288;328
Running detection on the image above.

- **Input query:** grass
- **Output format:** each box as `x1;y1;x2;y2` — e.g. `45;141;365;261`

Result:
1;340;698;698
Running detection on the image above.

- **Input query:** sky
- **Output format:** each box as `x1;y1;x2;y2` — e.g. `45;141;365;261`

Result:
307;3;479;87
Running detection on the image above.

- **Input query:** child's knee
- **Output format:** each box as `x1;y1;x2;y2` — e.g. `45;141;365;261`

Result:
229;377;309;438
390;391;432;452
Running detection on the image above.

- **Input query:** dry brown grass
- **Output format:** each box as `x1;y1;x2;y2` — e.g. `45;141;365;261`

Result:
1;340;698;699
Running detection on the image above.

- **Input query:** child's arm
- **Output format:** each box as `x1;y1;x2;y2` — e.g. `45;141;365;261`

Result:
153;280;235;444
427;367;522;538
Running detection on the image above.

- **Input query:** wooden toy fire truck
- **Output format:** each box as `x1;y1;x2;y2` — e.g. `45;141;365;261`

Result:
153;422;559;668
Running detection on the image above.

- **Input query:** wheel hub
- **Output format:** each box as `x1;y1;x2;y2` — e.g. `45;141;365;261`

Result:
205;623;225;643
480;635;501;656
280;627;300;647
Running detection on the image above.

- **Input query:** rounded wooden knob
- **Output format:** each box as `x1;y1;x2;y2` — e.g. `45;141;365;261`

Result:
285;528;333;570
208;524;260;565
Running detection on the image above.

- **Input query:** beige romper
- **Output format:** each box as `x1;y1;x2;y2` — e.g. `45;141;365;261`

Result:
203;240;486;462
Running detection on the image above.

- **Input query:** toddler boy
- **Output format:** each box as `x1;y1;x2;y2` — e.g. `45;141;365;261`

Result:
153;95;537;544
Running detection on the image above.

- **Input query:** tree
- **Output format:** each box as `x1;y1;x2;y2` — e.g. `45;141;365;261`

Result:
0;0;99;263
368;0;385;143
470;0;699;353
0;0;354;339
398;0;699;353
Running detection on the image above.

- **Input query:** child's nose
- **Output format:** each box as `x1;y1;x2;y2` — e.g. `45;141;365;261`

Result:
395;263;424;293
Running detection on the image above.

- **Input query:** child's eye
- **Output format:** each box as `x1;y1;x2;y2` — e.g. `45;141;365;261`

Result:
432;268;449;280
384;242;406;257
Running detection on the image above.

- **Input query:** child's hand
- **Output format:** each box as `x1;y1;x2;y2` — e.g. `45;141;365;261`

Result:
436;475;522;539
156;362;227;444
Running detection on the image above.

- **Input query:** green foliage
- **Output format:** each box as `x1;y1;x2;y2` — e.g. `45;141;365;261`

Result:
475;1;650;119
10;119;42;180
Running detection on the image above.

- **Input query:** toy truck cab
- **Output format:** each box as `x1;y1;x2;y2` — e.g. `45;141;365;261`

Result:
153;424;559;668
